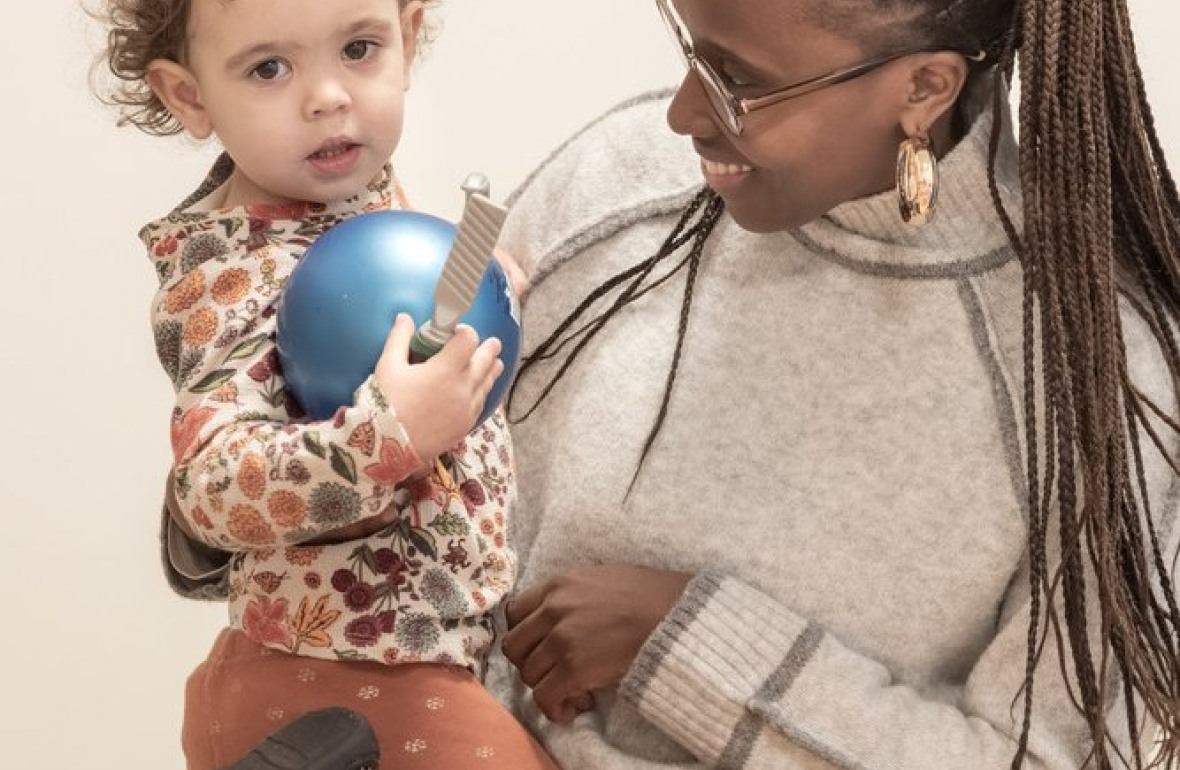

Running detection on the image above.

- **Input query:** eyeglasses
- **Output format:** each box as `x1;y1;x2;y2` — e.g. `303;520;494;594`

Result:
656;0;986;135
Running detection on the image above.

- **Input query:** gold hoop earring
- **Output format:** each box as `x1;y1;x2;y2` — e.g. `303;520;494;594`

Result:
896;133;939;226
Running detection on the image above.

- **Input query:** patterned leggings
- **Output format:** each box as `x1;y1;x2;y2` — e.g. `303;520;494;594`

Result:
183;628;559;770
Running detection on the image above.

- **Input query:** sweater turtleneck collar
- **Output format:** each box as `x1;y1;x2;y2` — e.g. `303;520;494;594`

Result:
794;77;1024;277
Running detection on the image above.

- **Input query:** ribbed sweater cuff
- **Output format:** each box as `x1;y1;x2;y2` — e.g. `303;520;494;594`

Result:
618;573;818;765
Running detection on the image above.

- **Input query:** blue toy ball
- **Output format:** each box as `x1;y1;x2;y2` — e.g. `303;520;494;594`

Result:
277;210;522;428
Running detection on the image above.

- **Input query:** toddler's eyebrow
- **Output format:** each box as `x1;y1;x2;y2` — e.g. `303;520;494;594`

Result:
224;17;395;72
226;41;298;72
340;17;395;38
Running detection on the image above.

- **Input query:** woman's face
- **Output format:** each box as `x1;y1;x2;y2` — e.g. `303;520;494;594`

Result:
666;0;918;232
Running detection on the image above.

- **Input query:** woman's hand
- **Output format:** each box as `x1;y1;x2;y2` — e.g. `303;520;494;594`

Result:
494;247;530;302
502;565;691;724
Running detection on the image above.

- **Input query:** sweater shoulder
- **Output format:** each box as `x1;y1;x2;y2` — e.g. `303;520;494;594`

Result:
500;90;703;279
970;263;1180;542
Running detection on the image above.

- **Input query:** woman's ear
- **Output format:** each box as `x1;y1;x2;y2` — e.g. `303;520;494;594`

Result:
400;0;426;90
896;51;970;137
146;59;214;140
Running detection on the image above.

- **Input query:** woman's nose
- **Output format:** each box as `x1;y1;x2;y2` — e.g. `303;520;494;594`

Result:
667;70;721;140
304;76;352;120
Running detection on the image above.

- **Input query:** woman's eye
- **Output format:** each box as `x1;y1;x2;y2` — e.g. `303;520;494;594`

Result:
722;66;758;89
343;40;379;61
250;58;289;81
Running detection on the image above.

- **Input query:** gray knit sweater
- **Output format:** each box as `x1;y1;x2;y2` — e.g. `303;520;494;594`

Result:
490;90;1180;770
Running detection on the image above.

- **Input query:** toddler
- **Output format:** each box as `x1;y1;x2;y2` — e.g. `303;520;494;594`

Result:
100;1;554;768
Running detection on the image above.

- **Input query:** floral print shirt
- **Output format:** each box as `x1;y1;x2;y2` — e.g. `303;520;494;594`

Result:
141;155;516;671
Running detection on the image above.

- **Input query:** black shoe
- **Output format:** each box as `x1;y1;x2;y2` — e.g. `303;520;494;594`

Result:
220;707;379;770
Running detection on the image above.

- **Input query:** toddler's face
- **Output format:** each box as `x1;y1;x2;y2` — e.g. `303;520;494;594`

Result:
182;0;421;205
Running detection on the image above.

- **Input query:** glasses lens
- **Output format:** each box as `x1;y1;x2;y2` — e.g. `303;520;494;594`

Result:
655;0;691;57
694;61;743;134
655;0;743;134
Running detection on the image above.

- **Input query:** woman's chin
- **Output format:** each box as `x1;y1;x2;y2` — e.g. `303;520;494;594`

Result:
723;201;816;234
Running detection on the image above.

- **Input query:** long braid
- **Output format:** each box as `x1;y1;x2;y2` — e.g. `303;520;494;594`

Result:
507;188;725;488
624;192;724;497
998;0;1180;765
979;13;1051;764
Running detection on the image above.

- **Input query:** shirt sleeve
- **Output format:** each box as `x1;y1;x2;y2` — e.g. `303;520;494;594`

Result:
617;300;1180;770
620;564;1138;770
155;243;428;551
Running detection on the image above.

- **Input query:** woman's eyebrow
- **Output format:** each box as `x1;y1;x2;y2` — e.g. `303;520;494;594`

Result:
695;37;781;80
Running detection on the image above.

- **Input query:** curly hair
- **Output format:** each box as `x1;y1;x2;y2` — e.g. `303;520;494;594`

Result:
95;0;438;136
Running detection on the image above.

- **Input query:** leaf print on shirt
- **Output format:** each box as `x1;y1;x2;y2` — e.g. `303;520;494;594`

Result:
189;368;235;394
171;406;217;463
329;443;359;484
289;594;341;653
429;511;470;537
364;437;421;485
225;334;269;364
241;595;292;648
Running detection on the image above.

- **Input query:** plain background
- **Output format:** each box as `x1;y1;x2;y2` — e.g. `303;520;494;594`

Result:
0;1;1175;768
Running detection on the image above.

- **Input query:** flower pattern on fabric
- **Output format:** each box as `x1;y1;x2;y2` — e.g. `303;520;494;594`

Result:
142;155;516;670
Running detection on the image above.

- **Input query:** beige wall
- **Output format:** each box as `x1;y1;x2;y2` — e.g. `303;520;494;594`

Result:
0;1;1175;768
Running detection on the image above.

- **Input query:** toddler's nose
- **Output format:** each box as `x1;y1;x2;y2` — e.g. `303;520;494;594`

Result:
304;78;351;119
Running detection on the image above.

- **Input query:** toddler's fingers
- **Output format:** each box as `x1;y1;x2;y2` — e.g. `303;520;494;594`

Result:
469;336;502;375
437;324;480;365
379;313;416;366
477;358;505;400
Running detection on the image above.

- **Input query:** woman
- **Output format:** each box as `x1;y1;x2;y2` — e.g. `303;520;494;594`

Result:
494;0;1180;768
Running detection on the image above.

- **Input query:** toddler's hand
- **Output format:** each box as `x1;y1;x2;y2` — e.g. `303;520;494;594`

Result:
374;314;503;461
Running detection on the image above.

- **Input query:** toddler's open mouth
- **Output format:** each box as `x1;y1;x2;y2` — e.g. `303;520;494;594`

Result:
308;138;361;175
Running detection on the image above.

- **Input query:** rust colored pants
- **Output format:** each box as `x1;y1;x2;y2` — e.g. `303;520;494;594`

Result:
183;628;558;770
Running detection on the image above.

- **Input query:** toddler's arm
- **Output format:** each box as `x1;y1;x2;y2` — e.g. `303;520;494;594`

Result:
157;252;499;552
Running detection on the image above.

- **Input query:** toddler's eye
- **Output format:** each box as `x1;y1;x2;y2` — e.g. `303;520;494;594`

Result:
251;58;290;81
343;40;379;61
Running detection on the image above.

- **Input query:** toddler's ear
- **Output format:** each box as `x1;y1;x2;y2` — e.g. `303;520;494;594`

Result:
146;60;214;140
400;0;426;89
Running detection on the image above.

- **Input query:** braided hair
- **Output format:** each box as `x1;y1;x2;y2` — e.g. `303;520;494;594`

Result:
510;1;1180;765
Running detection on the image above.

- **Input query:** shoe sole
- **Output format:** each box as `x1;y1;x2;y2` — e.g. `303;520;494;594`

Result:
222;708;380;770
